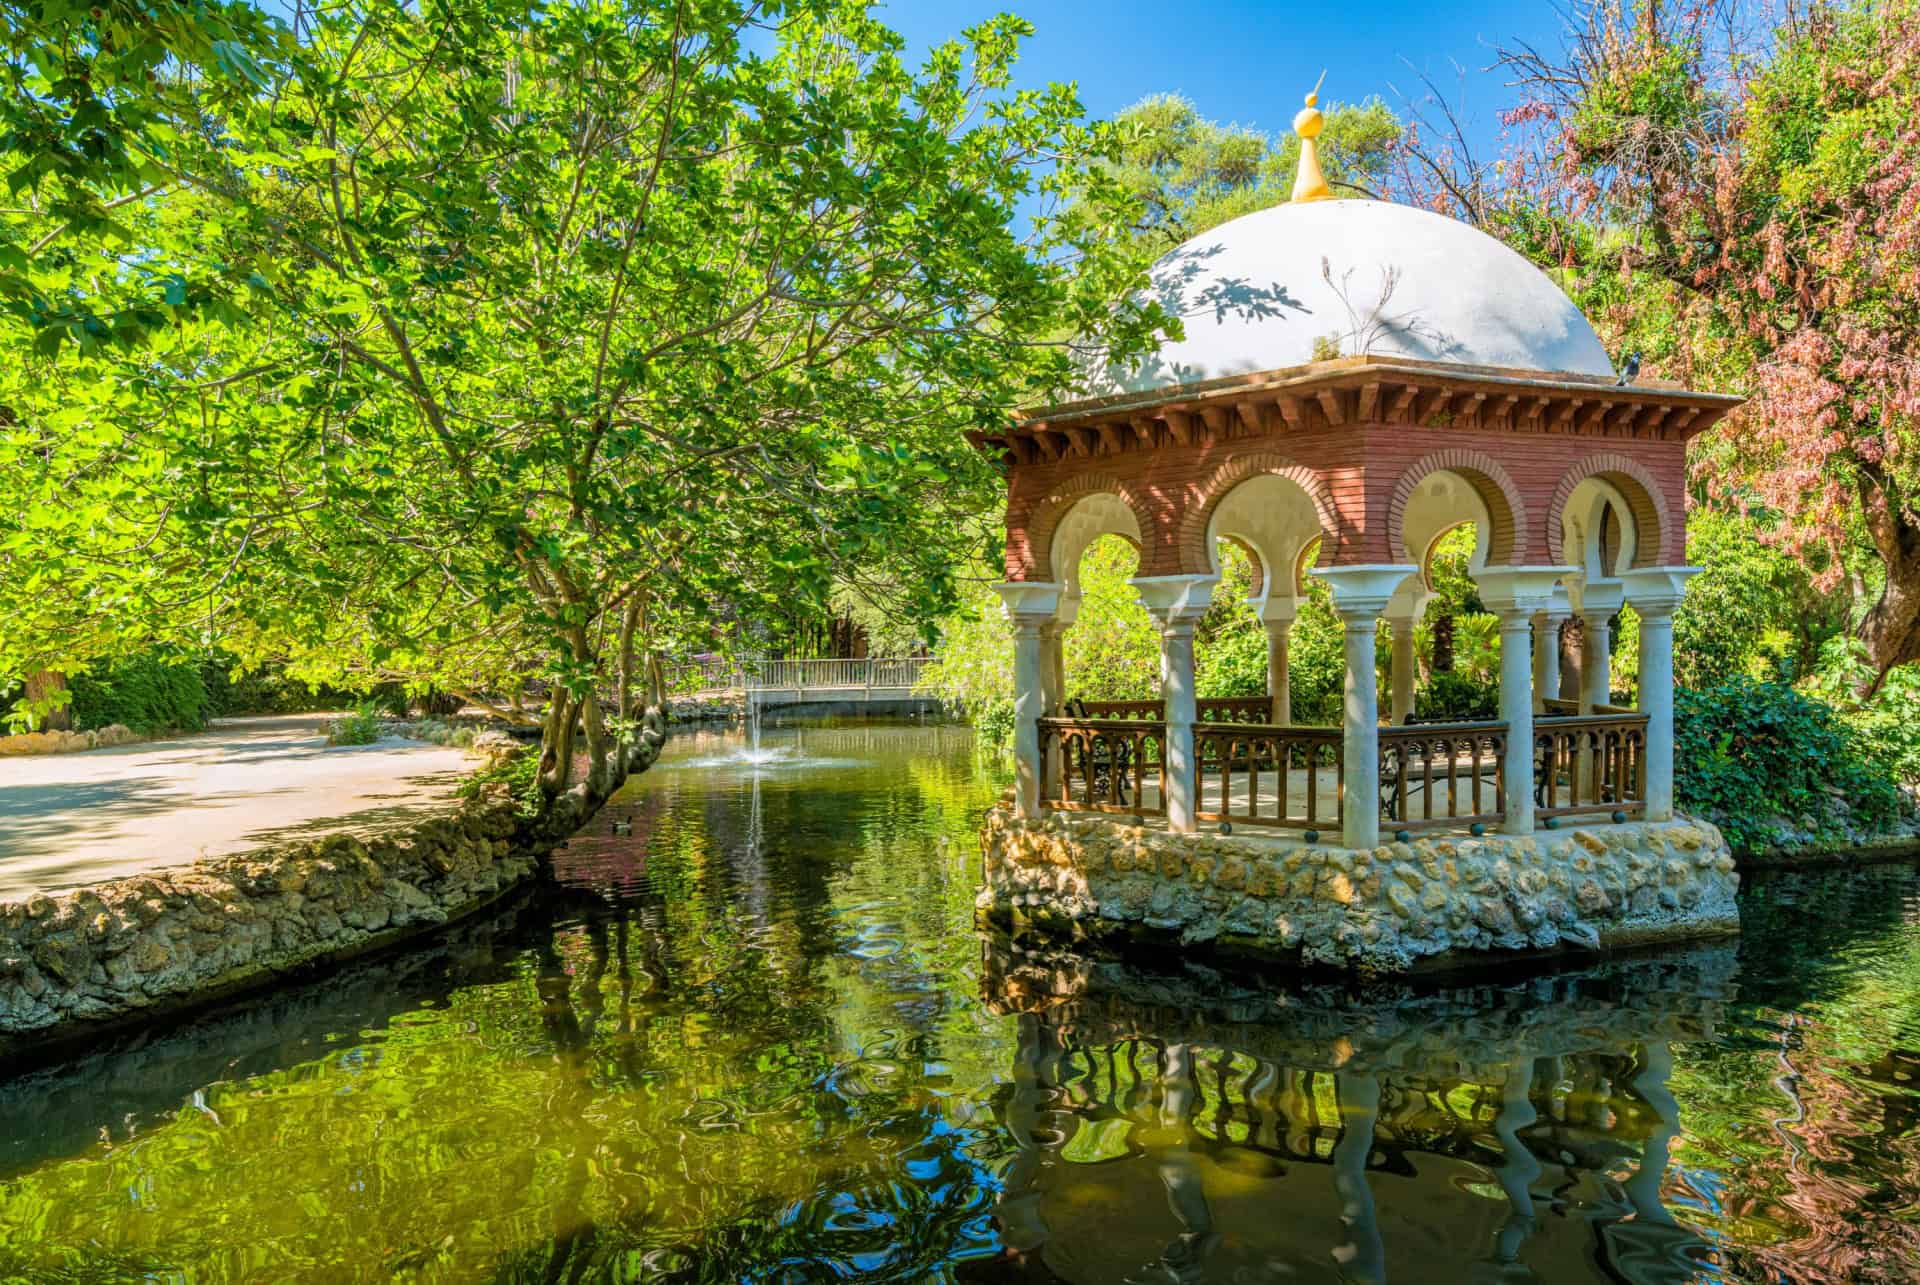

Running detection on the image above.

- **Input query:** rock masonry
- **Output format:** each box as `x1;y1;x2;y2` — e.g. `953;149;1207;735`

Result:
0;794;531;1059
979;806;1739;973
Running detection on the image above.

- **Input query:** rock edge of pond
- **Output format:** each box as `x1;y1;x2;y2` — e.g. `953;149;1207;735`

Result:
0;793;543;1065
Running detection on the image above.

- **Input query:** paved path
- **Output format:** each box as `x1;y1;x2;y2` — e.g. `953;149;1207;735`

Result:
0;715;474;901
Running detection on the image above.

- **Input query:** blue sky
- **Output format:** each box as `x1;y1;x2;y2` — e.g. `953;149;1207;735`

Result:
873;0;1570;156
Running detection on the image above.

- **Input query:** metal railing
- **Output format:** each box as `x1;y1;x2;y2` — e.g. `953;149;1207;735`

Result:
1194;723;1344;831
668;655;933;697
1039;717;1167;815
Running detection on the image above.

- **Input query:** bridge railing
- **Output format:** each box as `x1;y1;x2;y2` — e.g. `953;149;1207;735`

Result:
667;655;935;697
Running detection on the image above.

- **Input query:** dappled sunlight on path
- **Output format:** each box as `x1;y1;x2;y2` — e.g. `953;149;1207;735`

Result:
0;714;472;899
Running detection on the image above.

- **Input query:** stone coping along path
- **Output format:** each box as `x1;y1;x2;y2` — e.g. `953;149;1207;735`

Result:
0;714;473;902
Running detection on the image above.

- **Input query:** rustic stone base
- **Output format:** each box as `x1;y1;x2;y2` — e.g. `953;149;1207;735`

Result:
0;723;142;756
0;797;536;1061
978;807;1739;974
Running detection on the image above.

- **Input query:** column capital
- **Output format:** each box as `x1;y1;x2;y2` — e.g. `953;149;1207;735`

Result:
1258;596;1298;628
1311;563;1416;622
1620;566;1701;618
1536;583;1574;625
1475;566;1576;618
1566;575;1626;618
1130;574;1217;631
993;580;1062;630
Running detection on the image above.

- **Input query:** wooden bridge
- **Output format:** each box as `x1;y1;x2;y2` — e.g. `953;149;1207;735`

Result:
669;656;940;712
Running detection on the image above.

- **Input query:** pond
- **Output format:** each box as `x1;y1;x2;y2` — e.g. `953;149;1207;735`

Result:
1;722;1916;1283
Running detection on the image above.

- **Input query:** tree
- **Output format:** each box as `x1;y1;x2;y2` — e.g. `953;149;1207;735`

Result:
1484;0;1920;685
0;1;1166;825
1093;92;1401;247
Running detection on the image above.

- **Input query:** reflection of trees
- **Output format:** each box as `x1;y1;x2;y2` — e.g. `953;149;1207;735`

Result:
981;939;1731;1284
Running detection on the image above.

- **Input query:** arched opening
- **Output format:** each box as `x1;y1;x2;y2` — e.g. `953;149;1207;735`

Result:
1193;472;1332;728
1412;521;1499;722
1559;475;1640;584
1058;532;1158;703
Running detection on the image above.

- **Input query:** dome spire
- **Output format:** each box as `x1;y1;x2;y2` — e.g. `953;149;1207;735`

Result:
1291;72;1334;203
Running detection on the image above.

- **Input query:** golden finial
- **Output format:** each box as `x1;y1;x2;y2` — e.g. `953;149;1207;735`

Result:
1291;71;1334;203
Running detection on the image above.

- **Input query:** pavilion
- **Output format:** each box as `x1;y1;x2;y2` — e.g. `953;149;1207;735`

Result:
971;90;1744;970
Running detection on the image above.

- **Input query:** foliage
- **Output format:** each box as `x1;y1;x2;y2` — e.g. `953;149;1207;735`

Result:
1486;0;1920;681
1675;677;1901;854
1419;671;1498;722
1061;537;1159;701
459;750;543;819
0;0;1168;820
1097;94;1401;246
61;650;209;735
324;703;383;748
1803;636;1920;786
1283;582;1350;727
201;657;351;716
916;571;1016;744
1675;509;1839;687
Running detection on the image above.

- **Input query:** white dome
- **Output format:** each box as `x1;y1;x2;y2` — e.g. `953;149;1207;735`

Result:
1091;200;1615;395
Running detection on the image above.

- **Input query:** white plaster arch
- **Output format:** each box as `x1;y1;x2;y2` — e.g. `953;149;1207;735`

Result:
1049;492;1143;623
1559;475;1640;583
1203;472;1327;622
1399;470;1494;578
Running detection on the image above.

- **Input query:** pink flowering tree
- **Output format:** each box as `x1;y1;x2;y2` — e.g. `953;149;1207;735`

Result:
1454;0;1920;684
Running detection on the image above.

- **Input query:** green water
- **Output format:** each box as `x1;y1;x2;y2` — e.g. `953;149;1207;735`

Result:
2;722;1917;1283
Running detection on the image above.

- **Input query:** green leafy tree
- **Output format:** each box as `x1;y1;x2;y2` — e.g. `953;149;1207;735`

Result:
1096;92;1401;247
0;2;1166;828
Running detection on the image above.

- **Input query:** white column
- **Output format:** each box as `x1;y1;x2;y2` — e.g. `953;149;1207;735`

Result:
1267;619;1293;726
1311;566;1415;850
1387;615;1416;726
1133;575;1217;833
1533;592;1571;712
1010;623;1044;816
1571;581;1624;713
1262;598;1297;727
995;582;1063;819
1580;610;1611;711
1478;568;1574;837
1039;619;1067;792
1621;568;1698;822
1531;613;1552;714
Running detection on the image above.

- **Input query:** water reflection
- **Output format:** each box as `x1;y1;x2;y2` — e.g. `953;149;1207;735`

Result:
982;942;1734;1283
0;724;1917;1283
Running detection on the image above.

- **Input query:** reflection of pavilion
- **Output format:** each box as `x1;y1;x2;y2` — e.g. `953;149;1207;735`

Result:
981;938;1734;1284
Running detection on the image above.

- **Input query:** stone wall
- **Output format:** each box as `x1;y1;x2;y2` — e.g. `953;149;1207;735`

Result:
0;723;141;757
0;793;534;1060
979;807;1739;974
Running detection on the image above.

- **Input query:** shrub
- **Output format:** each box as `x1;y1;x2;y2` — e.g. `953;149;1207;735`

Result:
460;748;543;817
325;703;385;747
1195;624;1267;699
1674;677;1901;855
203;658;352;715
1418;671;1498;721
67;652;211;735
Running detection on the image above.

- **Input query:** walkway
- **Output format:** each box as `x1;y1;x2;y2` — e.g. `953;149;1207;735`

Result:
0;715;473;901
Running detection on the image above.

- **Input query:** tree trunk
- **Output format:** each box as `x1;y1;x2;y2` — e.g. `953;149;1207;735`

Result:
1855;469;1920;690
24;670;71;730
